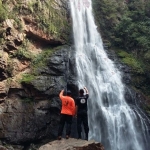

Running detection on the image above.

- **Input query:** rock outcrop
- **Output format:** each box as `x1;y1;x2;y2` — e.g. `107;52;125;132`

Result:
0;0;74;147
39;138;104;150
0;45;78;145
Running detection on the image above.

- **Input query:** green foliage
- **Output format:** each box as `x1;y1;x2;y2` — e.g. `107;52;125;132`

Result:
13;48;34;60
14;18;23;31
114;1;150;51
117;50;130;58
122;57;143;74
20;73;35;84
144;51;150;62
31;47;54;74
27;0;68;39
92;0;126;38
0;2;7;22
1;0;70;42
20;46;57;84
6;77;13;86
12;40;34;60
117;50;144;74
27;0;36;13
93;0;150;55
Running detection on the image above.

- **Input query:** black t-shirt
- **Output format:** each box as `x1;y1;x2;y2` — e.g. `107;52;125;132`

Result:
76;94;89;115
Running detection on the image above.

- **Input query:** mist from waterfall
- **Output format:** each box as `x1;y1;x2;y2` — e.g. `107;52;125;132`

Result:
69;0;150;150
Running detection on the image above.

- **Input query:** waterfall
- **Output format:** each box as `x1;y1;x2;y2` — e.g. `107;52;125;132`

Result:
69;0;150;150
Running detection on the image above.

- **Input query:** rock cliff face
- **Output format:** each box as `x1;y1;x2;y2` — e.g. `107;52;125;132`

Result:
0;0;78;148
0;42;78;144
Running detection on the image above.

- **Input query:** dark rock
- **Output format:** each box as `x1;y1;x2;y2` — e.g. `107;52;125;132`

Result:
0;98;60;144
28;45;78;98
0;145;8;150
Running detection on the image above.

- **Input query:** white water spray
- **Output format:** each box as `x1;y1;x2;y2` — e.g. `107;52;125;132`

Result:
69;0;150;150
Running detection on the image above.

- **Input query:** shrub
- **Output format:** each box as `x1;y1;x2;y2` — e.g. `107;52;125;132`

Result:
20;73;35;84
13;48;34;60
0;3;7;22
144;51;150;62
31;48;54;74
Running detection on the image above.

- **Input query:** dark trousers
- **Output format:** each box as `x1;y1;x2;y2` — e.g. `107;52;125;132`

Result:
58;114;73;137
77;113;89;139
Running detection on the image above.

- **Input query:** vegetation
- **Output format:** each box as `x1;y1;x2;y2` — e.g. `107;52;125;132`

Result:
113;0;150;77
30;0;69;40
9;0;70;40
92;0;127;40
31;47;54;74
117;50;144;74
93;0;150;53
0;1;7;22
13;48;34;60
20;73;35;84
1;0;70;42
12;40;34;60
114;5;150;52
20;46;55;84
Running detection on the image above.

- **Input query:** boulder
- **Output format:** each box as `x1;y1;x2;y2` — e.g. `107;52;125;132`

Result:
38;138;104;150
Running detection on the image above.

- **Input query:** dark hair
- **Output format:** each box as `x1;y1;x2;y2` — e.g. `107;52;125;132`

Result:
67;90;71;96
79;89;84;95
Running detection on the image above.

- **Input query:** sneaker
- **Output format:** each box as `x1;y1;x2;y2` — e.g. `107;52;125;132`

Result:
66;135;69;139
58;136;61;140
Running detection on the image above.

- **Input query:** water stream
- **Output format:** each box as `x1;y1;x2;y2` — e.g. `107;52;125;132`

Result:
69;0;150;150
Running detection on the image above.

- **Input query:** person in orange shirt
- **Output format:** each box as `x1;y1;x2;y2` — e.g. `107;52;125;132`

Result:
57;89;75;140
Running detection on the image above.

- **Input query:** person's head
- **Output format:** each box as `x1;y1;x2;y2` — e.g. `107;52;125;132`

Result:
66;90;71;96
79;89;84;96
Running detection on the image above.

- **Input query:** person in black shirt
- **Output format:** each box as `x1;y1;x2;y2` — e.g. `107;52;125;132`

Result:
75;87;89;140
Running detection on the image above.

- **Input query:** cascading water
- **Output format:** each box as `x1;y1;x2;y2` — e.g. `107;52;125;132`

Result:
69;0;150;150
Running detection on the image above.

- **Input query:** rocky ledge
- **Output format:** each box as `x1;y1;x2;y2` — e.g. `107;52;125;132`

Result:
38;138;104;150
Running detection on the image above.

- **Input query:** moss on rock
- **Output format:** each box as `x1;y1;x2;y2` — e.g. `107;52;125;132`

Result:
20;73;35;84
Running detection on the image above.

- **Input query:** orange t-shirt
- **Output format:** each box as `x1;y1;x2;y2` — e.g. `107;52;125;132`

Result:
59;90;75;115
